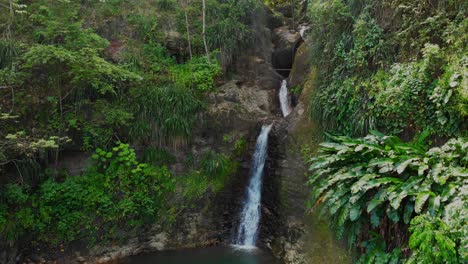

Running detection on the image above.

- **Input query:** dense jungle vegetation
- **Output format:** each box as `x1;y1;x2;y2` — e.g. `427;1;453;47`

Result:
0;0;253;250
0;0;466;263
304;0;467;263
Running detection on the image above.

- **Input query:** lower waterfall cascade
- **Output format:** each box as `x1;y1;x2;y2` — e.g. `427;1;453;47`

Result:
234;124;273;247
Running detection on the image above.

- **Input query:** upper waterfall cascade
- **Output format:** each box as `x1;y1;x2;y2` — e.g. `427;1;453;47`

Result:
280;80;292;117
299;25;309;39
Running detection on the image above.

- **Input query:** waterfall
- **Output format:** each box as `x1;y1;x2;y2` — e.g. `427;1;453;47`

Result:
279;80;292;117
299;25;309;39
235;124;273;248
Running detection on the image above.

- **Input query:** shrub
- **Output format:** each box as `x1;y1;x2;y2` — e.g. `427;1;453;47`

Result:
141;147;176;167
181;150;237;200
170;56;221;92
0;143;175;246
130;85;203;148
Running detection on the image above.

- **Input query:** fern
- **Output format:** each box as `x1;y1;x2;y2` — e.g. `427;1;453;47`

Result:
407;215;459;264
306;134;467;262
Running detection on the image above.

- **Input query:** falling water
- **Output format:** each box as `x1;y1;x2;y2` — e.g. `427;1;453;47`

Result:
235;124;273;247
299;24;309;39
279;80;292;117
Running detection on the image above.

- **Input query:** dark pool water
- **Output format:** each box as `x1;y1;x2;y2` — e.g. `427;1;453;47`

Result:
122;246;278;264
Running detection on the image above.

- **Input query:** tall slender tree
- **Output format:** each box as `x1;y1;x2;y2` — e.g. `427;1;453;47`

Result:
183;0;193;60
202;0;210;63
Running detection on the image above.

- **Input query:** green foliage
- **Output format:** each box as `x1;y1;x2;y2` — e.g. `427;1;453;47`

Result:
123;41;176;80
0;184;34;244
407;214;460;264
372;44;466;136
357;234;402;264
80;100;133;151
199;150;231;178
206;0;258;61
170;56;221;92
176;0;258;68
306;132;467;262
28;1;108;50
307;0;467;137
306;5;467;252
2;131;69;158
222;133;247;157
22;44;140;95
307;0;352;69
127;14;161;43
141;147;176;167
0;143;175;245
130;85;203;148
156;0;177;10
0;112;70;176
180;171;210;200
0;0;245;253
181;150;237;200
233;138;247;157
0;40;18;69
290;85;303;96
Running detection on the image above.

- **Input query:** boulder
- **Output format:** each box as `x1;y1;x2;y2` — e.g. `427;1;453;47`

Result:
273;26;301;52
165;31;186;62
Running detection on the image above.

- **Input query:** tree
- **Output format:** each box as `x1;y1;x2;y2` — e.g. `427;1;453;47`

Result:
181;0;193;60
202;0;210;63
0;0;26;41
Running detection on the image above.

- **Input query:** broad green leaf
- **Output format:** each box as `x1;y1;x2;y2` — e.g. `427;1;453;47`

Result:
403;203;414;224
370;210;381;228
367;199;383;213
396;157;418;174
428;195;441;216
387;208;400;223
415;192;432;213
349;204;362;221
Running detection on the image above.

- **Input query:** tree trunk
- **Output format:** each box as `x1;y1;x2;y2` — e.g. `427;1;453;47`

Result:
202;0;210;63
184;1;193;60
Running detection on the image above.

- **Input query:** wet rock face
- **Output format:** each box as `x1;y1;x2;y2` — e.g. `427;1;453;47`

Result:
193;80;277;152
288;42;310;89
0;244;18;264
211;81;274;116
272;26;302;77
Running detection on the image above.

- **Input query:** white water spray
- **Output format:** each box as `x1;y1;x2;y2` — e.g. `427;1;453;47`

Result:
235;124;273;247
279;80;292;117
299;25;309;39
